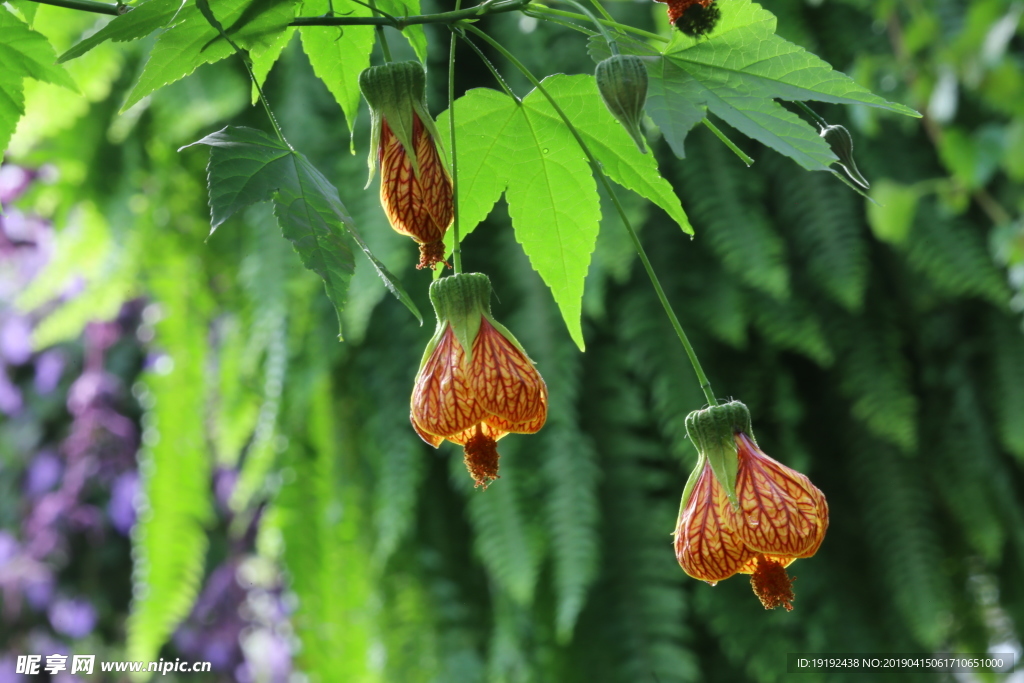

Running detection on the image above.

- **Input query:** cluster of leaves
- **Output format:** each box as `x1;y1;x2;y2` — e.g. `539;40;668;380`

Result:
3;0;1024;682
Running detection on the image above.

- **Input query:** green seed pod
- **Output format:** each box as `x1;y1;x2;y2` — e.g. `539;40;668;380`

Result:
595;55;649;154
821;124;870;189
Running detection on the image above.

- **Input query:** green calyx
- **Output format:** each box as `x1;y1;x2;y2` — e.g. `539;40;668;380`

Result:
426;273;493;367
820;124;870;189
359;61;443;186
595;55;649;153
683;400;754;510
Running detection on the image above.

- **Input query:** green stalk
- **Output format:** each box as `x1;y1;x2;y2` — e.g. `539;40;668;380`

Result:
794;100;829;130
561;0;617;54
448;1;464;274
525;4;668;43
367;0;393;62
196;0;288;146
465;25;718;406
701;119;753;166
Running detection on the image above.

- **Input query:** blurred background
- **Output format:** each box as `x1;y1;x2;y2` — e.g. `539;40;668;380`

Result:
2;0;1024;681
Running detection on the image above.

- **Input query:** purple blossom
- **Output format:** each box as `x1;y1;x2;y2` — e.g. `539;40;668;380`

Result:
48;598;97;639
25;450;63;497
0;371;22;415
0;315;33;365
0;531;18;565
34;350;65;394
107;472;139;535
0;656;21;683
24;573;55;611
0;164;35;203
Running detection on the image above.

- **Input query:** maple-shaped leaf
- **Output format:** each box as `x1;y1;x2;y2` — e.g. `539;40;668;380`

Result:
0;6;78;196
591;0;918;171
438;75;690;350
183;126;422;338
122;0;298;112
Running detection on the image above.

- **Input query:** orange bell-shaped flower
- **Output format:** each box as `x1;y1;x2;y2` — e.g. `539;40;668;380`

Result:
674;401;828;610
360;61;453;270
411;273;547;487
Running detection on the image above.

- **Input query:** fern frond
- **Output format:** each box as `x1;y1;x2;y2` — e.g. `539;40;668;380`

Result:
127;255;213;668
456;447;543;606
989;314;1024;462
904;201;1010;306
272;376;378;683
676;127;790;299
926;371;1005;563
747;290;834;367
831;314;917;451
770;154;869;311
848;432;953;649
231;208;290;512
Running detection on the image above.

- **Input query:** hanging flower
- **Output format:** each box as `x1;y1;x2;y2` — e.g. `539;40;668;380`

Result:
411;273;547;488
653;0;721;37
359;61;453;270
674;401;828;610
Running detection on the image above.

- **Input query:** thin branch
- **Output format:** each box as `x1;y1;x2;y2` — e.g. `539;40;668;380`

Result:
24;0;531;26
26;0;121;16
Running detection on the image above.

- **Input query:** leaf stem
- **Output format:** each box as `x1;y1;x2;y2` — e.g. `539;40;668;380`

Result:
560;0;617;54
26;0;120;14
701;119;753;166
794;101;829;130
448;1;463;274
465;25;718;406
526;4;668;43
366;0;393;62
195;0;288;146
456;31;520;102
28;0;540;27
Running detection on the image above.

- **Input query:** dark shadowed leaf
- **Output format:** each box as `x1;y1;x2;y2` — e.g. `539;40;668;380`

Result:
183;126;422;337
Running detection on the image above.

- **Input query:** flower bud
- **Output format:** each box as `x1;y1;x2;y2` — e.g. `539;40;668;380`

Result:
821;124;870;189
595;55;649;153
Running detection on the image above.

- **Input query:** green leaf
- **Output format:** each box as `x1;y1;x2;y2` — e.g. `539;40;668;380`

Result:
867;179;920;245
438;76;690;349
594;0;918;169
299;0;375;135
0;6;77;158
183;125;422;337
250;25;294;104
7;0;38;26
127;253;213;667
58;0;181;63
122;0;298;112
377;0;426;61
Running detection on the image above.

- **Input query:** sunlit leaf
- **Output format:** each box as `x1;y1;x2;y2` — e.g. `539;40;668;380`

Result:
122;0;298;112
438;75;690;349
0;6;77;161
299;0;374;135
58;0;181;63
